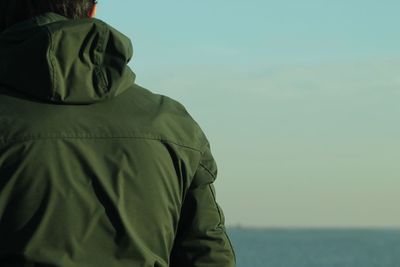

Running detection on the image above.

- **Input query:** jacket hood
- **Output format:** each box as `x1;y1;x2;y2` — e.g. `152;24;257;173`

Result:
0;12;135;104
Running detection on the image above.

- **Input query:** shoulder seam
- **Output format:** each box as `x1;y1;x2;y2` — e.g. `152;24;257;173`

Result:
0;134;204;153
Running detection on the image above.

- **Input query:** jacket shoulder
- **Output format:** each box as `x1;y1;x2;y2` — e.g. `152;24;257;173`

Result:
128;84;210;153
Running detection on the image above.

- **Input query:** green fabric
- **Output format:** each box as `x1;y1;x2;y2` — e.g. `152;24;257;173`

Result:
0;13;235;267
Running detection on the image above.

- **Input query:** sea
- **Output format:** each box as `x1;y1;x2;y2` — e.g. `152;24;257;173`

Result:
227;228;400;267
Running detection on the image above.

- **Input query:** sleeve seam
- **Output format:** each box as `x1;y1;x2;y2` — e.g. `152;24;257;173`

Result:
208;184;223;227
208;184;237;262
199;162;216;180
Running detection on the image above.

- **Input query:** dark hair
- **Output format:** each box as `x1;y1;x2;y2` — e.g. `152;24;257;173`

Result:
0;0;97;32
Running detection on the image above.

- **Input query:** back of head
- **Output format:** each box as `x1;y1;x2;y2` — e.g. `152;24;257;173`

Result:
0;0;97;32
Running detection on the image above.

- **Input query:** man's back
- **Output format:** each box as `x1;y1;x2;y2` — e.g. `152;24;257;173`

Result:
0;12;235;267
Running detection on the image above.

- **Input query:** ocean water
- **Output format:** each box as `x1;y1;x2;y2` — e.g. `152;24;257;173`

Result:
227;228;400;267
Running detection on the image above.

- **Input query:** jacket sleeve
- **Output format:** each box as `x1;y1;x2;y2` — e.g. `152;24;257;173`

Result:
169;143;236;267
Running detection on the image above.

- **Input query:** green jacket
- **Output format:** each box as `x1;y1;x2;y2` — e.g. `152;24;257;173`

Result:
0;13;235;267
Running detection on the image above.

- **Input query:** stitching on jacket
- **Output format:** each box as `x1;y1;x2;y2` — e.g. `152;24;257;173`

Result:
0;134;203;153
208;184;223;227
199;163;216;180
94;21;109;93
45;25;57;101
207;184;237;262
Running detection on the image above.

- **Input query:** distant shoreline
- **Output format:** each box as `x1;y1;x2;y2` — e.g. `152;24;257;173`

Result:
227;226;400;231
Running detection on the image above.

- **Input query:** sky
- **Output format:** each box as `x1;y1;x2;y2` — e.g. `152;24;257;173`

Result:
98;1;400;228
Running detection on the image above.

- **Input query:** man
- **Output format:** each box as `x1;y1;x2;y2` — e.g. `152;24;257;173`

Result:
0;0;236;266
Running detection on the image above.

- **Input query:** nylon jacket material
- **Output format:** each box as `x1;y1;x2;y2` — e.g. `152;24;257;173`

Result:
0;13;235;267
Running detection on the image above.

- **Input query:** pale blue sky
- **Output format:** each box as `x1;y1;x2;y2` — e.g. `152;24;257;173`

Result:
98;1;400;228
